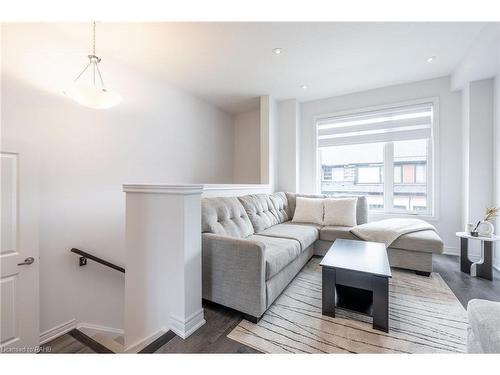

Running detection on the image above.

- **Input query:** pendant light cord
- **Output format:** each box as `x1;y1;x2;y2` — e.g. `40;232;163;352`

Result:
72;21;106;89
93;21;96;56
93;21;106;89
92;21;96;84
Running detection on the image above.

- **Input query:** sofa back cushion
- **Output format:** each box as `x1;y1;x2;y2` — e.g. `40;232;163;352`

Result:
285;192;368;225
331;195;368;225
238;194;281;232
291;197;325;225
323;197;357;227
269;192;290;223
285;193;326;219
202;197;254;238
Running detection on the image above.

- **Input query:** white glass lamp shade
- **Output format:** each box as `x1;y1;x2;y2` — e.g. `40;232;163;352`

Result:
64;82;122;109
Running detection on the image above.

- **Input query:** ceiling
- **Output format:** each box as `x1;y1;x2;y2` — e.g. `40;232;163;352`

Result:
1;22;488;113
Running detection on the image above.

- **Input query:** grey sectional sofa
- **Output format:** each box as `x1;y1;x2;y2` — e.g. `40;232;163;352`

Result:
201;192;443;321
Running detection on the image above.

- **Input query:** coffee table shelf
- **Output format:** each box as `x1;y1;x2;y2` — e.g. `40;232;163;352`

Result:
320;239;391;332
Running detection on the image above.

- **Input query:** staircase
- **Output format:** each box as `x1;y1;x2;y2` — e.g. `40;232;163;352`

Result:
69;248;176;353
78;327;126;353
68;327;176;353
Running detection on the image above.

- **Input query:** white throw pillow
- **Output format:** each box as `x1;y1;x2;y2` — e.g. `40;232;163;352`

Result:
292;197;324;225
323;197;357;227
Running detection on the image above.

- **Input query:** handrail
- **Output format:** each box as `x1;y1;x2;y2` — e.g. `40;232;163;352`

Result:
70;248;125;273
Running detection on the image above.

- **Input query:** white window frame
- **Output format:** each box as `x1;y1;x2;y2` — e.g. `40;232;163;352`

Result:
314;97;439;221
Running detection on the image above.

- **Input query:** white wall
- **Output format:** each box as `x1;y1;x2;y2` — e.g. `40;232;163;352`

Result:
260;95;279;189
453;23;500;266
270;97;279;190
451;24;500;91
277;99;300;192
466;79;494;227
461;84;470;230
1;24;234;335
494;30;500;269
461;79;495;258
298;76;463;250
233;109;260;183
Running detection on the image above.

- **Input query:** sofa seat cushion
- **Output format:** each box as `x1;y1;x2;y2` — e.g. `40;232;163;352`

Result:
320;226;359;242
256;222;320;250
202;197;254;238
467;299;500;353
249;235;301;280
390;230;443;254
239;194;280;232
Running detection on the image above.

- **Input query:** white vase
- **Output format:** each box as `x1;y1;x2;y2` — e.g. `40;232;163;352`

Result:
477;221;495;237
466;223;474;234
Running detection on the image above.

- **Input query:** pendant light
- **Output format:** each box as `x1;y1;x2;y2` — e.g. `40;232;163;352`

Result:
64;22;122;109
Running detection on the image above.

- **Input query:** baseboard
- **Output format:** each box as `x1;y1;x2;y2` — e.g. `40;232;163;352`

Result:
138;330;177;353
40;320;124;345
443;246;459;256
67;329;114;353
170;309;206;339
124;330;165;353
77;322;124;336
39;319;77;344
443;246;481;259
443;246;500;273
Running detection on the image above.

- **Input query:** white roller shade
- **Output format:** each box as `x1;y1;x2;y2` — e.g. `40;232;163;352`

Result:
317;103;433;148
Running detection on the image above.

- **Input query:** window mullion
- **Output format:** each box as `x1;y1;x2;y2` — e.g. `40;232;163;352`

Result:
383;142;394;212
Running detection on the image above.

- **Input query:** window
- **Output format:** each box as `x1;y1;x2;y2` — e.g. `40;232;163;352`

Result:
416;165;426;183
319;143;384;210
317;102;434;215
332;167;345;182
322;167;332;180
357;166;382;184
393;139;428;213
394;165;402;183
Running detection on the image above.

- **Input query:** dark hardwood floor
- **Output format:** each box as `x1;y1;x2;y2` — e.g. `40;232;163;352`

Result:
41;254;500;354
41;332;97;353
156;301;259;353
433;253;500;307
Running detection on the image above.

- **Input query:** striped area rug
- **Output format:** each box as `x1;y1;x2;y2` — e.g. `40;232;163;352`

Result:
227;257;468;353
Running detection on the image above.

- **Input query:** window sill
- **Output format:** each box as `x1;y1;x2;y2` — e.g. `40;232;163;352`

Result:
368;210;438;222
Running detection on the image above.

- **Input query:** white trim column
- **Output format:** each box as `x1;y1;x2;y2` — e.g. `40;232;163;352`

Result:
123;184;205;348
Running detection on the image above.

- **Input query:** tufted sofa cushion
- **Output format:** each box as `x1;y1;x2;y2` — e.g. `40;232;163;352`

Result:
238;194;281;233
202;197;254;238
269;192;290;223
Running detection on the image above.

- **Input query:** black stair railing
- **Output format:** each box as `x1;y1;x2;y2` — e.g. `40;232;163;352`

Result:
70;248;125;273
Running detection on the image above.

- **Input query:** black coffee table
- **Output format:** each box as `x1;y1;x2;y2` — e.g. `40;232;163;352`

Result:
320;239;392;332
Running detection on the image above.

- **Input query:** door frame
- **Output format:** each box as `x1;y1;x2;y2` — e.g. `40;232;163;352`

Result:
0;151;40;353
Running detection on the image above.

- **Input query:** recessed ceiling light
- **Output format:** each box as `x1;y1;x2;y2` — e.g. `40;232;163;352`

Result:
301;85;308;90
426;56;436;63
272;48;283;55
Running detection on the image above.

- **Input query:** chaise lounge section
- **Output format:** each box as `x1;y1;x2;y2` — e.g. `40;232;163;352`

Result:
201;192;443;320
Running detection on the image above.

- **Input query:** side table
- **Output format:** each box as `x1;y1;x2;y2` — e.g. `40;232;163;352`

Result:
456;232;499;281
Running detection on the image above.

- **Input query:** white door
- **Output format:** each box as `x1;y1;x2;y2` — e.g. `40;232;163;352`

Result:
1;152;39;353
